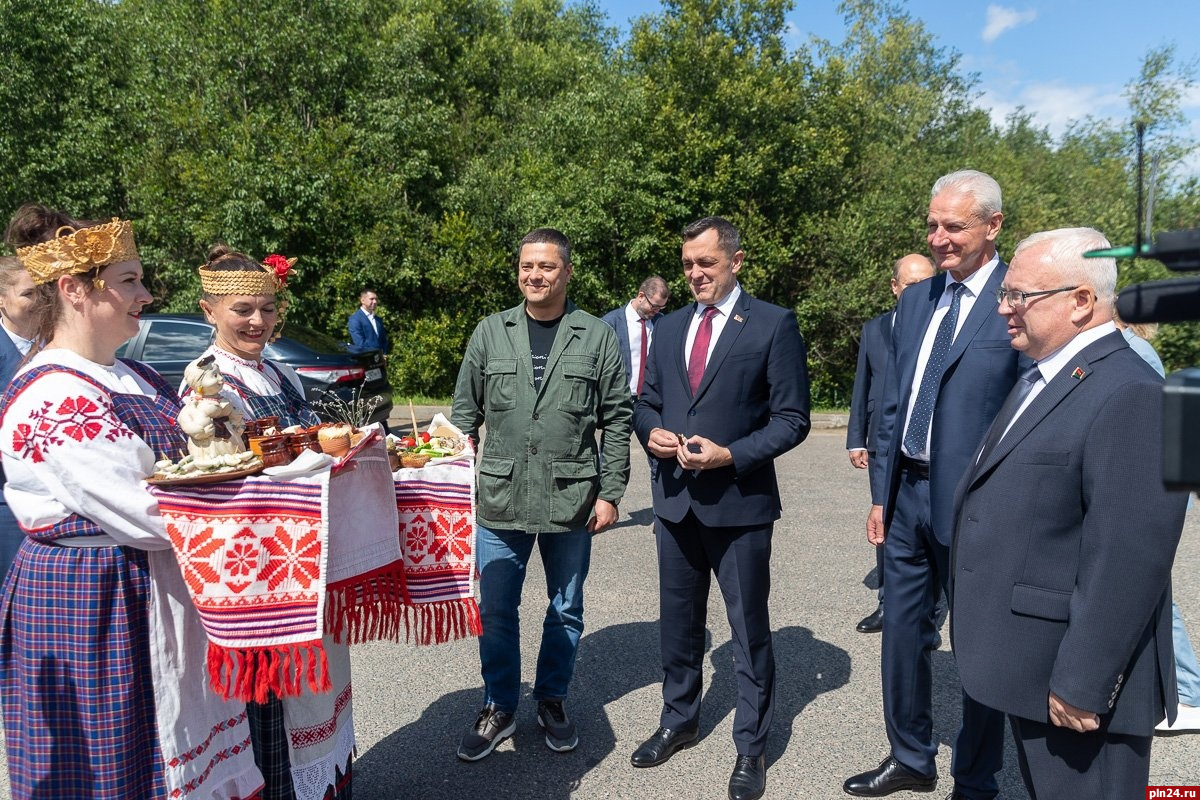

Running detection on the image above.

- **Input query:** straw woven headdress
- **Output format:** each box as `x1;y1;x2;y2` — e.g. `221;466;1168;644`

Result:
198;253;297;296
15;218;139;285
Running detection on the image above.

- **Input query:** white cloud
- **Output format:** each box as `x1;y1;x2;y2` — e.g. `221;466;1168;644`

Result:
982;5;1037;44
980;82;1125;137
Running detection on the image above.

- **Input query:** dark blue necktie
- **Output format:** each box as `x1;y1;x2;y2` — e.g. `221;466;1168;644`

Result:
902;282;965;458
975;364;1042;463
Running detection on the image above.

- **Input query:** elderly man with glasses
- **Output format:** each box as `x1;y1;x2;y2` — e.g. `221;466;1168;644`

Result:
951;227;1187;798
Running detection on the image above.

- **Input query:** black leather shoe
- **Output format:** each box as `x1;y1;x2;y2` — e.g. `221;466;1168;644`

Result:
943;789;988;800
630;726;698;768
728;754;766;800
843;756;937;796
856;604;884;633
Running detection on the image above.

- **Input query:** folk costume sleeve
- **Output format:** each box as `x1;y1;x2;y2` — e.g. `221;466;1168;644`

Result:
1;367;168;550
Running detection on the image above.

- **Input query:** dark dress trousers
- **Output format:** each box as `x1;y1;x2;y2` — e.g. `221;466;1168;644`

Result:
0;332;25;575
633;291;810;757
951;331;1187;798
868;267;1019;794
347;308;390;354
847;310;892;598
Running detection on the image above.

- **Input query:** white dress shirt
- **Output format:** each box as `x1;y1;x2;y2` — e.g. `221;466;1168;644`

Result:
1001;321;1118;439
684;284;742;372
901;256;1000;460
623;301;656;394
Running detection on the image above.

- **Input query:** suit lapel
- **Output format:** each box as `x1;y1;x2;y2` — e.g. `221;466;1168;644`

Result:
693;293;751;401
0;332;21;385
895;275;943;406
970;331;1126;481
945;260;1006;368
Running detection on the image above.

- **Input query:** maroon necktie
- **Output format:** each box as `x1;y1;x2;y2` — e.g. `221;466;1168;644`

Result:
687;306;718;395
636;318;648;395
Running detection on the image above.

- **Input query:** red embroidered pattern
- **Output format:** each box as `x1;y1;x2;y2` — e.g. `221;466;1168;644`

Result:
429;511;472;563
168;713;248;767
167;523;223;595
289;683;352;748
223;529;260;593
260;525;321;590
12;395;134;462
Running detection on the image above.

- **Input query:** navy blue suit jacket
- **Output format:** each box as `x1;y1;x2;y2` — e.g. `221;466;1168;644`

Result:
951;331;1187;735
633;292;811;527
601;304;663;392
348;308;390;354
0;332;24;574
847;310;891;453
869;264;1023;546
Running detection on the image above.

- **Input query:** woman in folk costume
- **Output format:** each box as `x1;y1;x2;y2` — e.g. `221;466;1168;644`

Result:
184;244;354;800
0;256;37;576
0;205;263;799
185;244;318;430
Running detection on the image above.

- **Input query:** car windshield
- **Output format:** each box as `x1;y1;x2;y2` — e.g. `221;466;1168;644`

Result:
280;323;348;353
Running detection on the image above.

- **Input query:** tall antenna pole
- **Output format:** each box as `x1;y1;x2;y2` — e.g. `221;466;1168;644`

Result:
1136;121;1145;255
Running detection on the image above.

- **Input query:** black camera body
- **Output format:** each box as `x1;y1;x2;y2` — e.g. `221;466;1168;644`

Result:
1112;227;1200;491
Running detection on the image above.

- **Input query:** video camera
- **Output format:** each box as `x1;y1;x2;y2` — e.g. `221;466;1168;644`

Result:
1090;227;1200;491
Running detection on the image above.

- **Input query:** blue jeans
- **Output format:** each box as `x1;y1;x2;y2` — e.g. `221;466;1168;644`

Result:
475;524;592;713
1173;600;1200;706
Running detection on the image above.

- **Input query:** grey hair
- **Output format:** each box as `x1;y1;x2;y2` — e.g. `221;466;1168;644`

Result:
1013;227;1117;305
931;170;1003;218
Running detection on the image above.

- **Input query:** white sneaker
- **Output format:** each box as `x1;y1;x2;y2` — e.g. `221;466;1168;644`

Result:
1156;703;1200;732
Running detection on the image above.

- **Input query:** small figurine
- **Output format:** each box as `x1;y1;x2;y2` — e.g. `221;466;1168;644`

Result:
178;355;247;466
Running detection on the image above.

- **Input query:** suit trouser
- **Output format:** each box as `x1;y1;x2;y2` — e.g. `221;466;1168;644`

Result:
655;512;774;756
1009;715;1151;799
881;469;1004;797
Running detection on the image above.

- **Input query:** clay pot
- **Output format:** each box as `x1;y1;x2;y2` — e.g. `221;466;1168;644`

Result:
289;429;322;457
258;436;293;468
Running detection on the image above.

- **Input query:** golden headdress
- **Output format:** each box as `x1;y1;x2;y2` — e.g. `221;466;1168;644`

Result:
198;254;297;296
15;218;139;285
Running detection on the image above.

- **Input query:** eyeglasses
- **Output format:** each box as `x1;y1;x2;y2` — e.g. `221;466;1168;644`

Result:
642;296;669;312
995;286;1078;307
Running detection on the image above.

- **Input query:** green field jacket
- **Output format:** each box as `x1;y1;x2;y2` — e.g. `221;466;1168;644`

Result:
451;301;632;532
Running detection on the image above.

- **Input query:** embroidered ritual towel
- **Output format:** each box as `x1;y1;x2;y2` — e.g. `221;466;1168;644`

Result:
393;452;482;644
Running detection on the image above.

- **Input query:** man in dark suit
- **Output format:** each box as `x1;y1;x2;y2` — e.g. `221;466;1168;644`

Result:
0;256;34;575
847;254;935;633
630;217;810;800
600;275;670;400
347;288;390;355
952;227;1187;798
844;171;1017;799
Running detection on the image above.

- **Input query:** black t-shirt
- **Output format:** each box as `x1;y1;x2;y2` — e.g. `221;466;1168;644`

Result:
527;313;564;391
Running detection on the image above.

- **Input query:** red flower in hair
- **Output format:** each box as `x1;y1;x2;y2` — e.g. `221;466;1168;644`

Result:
262;254;293;287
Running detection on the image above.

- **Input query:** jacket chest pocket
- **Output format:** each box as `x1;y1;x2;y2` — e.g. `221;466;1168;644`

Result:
557;356;598;414
485;359;518;412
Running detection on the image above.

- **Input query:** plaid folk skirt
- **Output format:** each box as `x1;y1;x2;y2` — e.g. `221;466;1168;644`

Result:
0;537;166;799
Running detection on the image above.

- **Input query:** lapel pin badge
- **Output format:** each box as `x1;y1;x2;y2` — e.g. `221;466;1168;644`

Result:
733;314;745;323
1071;367;1085;380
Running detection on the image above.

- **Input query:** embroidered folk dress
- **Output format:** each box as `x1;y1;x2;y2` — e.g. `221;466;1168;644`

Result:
186;345;320;429
0;350;263;800
182;345;353;800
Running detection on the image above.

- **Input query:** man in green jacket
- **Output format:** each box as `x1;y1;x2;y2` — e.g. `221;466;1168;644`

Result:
451;227;632;762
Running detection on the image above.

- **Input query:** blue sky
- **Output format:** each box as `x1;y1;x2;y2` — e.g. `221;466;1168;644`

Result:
595;0;1200;177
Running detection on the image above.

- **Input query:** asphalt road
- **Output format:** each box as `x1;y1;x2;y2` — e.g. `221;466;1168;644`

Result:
1;423;1197;798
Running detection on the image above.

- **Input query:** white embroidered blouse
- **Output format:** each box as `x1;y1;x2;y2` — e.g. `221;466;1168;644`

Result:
0;349;169;548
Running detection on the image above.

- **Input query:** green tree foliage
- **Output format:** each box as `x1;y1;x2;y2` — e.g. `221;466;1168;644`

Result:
1;0;1197;402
